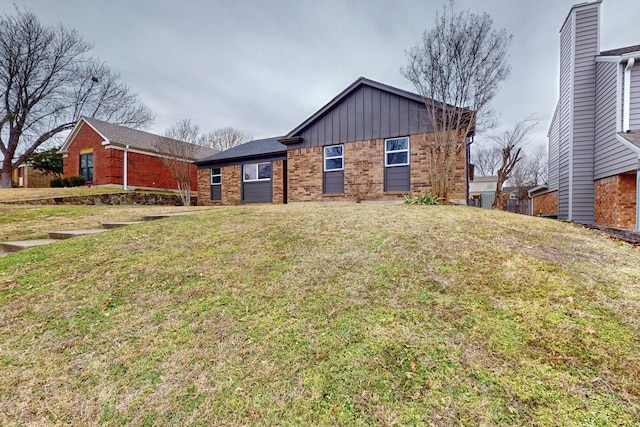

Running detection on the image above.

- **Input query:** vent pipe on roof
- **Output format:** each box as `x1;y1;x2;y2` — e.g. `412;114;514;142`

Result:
624;58;635;132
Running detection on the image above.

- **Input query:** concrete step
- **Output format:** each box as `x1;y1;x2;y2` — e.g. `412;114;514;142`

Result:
0;239;59;253
48;229;108;240
102;221;143;229
142;212;194;221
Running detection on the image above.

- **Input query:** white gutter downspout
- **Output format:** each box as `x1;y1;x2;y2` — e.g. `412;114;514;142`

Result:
624;58;635;132
123;144;129;191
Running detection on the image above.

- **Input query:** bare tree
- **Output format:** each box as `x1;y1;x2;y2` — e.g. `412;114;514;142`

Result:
154;119;201;206
0;7;154;187
522;144;548;187
200;127;251;151
490;117;538;209
401;1;512;202
472;143;501;177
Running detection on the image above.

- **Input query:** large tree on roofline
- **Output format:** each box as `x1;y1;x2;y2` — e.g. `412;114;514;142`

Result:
401;0;512;202
0;7;154;188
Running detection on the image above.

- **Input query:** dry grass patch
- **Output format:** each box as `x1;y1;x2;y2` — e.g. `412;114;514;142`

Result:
0;204;639;425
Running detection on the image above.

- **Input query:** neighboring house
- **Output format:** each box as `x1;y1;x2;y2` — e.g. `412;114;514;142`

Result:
11;164;53;188
195;77;470;205
59;117;216;192
469;176;498;209
533;0;640;229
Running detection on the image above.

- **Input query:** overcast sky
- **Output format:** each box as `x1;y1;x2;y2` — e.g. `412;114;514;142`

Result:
11;0;640;150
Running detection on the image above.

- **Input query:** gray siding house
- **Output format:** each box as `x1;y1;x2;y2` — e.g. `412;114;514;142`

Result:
533;0;640;230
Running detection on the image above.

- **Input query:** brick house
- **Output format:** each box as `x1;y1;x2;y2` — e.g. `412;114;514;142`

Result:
532;0;640;230
11;165;54;188
59;117;216;192
195;77;469;205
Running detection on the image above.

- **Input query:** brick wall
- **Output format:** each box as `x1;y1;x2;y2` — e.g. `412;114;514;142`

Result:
272;160;285;204
64;122;198;191
532;191;558;216
594;174;636;229
12;166;53;188
287;133;467;203
197;161;286;206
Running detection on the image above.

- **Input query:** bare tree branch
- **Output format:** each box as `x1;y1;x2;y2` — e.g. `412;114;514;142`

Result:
490;116;539;209
0;7;154;187
200;127;252;151
401;0;512;201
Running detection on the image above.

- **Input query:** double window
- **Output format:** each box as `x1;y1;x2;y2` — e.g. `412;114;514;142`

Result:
324;145;344;171
243;162;271;181
80;152;93;182
385;137;410;167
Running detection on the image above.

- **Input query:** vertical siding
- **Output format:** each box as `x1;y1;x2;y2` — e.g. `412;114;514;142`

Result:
558;15;573;220
297;86;427;148
548;103;560;191
594;62;637;178
630;66;640;130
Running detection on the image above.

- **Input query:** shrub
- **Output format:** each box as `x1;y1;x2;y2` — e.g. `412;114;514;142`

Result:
50;177;64;188
61;175;86;187
404;192;441;205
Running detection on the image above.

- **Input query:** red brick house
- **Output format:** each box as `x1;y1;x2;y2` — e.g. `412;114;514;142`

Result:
60;117;216;191
195;77;470;205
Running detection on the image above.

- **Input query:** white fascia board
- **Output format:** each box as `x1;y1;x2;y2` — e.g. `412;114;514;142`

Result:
615;133;640;157
103;143;196;163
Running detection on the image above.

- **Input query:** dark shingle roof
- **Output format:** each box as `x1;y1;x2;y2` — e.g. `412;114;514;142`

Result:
599;45;640;56
617;131;640;149
195;136;286;164
82;117;217;160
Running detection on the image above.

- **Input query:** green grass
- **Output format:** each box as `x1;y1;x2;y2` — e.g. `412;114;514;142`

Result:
0;204;639;425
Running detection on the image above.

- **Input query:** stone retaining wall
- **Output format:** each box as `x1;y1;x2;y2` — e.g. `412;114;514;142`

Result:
1;192;196;206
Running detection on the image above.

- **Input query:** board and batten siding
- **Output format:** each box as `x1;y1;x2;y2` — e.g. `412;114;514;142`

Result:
547;102;560;191
594;61;637;179
630;66;640;130
295;85;428;149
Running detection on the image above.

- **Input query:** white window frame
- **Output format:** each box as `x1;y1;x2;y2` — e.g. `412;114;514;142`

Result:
243;162;272;182
211;168;222;186
384;137;410;167
324;144;344;172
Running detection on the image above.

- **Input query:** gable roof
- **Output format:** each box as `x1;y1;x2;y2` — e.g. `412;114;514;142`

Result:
194;136;286;165
279;77;428;143
60;117;217;160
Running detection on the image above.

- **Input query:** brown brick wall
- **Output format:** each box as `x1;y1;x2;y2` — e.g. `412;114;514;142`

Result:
532;191;558;216
12;166;53;188
272;160;285;204
287;133;467;203
197;160;286;206
594;174;636;229
64;122;198;191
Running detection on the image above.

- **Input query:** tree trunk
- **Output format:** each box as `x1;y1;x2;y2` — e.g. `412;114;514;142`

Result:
0;157;14;188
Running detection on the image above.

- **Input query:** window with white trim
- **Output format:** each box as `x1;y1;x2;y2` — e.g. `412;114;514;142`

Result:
211;168;221;185
384;137;410;167
324;145;344;171
243;162;271;182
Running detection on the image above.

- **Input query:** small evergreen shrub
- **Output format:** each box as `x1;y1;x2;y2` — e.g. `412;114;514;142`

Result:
61;175;86;187
50;177;64;188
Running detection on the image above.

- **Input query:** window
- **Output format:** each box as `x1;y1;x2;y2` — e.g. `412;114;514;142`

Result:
211;168;221;185
324;145;344;171
80;152;93;182
384;137;410;167
243;162;271;182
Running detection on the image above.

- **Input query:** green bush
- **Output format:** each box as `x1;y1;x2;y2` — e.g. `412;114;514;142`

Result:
57;175;86;187
50;177;64;188
403;192;441;205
